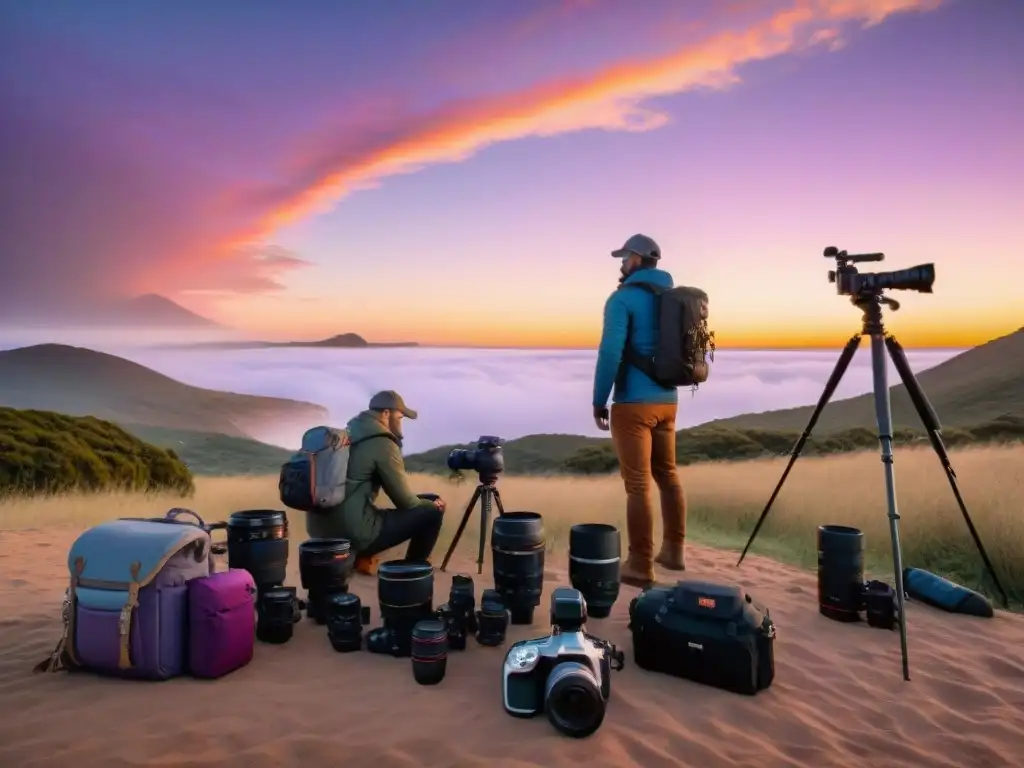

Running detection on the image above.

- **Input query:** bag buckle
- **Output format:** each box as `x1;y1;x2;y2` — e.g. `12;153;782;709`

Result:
118;606;132;636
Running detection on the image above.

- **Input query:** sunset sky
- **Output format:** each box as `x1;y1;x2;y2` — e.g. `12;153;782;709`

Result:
2;0;1021;349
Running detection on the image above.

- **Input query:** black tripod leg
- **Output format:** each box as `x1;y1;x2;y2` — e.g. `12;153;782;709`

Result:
478;487;492;575
737;334;862;566
492;487;506;517
440;486;481;572
885;336;1009;607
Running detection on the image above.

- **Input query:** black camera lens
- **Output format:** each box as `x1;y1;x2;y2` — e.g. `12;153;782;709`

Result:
326;592;367;652
568;524;620;619
491;512;545;625
447;573;478;640
476;589;509;646
227;510;289;592
544;661;606;738
864;580;897;630
450;574;475;611
373;559;435;656
256;586;297;644
411;619;448;685
817;525;865;622
299;538;353;624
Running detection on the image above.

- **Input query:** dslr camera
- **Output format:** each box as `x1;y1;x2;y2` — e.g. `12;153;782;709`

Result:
447;435;505;478
501;587;624;738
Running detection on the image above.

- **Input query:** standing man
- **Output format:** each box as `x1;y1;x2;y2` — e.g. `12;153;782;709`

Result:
592;234;687;588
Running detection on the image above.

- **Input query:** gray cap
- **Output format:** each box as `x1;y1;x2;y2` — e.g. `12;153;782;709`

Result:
611;233;660;260
368;390;418;419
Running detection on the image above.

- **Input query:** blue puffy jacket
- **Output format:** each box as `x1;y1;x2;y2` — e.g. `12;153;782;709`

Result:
592;267;678;407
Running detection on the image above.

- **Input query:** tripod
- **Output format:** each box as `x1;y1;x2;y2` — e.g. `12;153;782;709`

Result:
439;474;506;575
736;291;1008;682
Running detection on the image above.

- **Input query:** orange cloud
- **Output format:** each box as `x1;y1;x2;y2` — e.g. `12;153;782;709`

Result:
238;0;943;247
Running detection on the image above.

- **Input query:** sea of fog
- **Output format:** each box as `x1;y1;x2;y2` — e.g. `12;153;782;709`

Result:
0;335;962;453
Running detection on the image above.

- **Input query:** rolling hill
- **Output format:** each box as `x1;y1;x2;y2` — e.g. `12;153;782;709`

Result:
702;326;1024;432
0;344;326;439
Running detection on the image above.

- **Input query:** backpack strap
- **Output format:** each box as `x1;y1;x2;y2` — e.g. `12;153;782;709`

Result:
616;282;665;383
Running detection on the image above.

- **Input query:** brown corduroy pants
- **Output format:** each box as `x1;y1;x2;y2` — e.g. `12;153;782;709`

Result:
610;403;687;569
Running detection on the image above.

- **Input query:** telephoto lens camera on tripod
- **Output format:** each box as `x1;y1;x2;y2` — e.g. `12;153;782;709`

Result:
502;587;624;739
439;435;547;625
736;245;1009;682
366;559;436;657
298;537;353;623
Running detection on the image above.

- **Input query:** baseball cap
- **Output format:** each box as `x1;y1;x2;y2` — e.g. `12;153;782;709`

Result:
611;233;661;260
368;390;418;419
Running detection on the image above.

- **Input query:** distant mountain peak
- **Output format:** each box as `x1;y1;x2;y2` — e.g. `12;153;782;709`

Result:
317;333;367;346
113;294;221;328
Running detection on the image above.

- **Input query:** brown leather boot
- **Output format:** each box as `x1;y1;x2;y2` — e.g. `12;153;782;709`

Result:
620;557;655;590
655;541;685;571
354;554;379;576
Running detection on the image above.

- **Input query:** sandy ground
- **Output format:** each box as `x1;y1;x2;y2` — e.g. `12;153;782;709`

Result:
1;528;1022;768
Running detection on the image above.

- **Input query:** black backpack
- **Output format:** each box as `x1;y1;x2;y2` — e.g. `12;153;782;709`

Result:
619;282;715;388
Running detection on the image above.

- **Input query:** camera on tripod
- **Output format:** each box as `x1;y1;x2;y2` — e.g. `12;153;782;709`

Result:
447;436;505;478
824;246;935;296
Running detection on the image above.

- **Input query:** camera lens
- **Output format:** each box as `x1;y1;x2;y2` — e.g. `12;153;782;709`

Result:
544;660;606;738
375;559;436;656
476;589;509;646
326;592;365;652
568;524;620;619
491;512;545;625
256;586;297;644
227;510;289;593
450;574;476;612
411;619;448;685
817;525;865;622
447;573;478;642
446;448;476;472
299;538;353;624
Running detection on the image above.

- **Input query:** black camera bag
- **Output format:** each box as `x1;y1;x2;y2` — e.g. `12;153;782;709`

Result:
628;580;775;695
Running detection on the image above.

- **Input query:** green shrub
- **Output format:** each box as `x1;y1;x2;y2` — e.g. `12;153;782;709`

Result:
0;408;194;497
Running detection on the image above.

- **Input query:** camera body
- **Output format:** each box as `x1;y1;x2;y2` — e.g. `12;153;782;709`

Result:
502;588;623;736
447;435;505;477
824;246;935;296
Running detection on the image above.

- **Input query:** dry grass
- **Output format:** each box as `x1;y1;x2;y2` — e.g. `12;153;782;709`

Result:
3;444;1021;605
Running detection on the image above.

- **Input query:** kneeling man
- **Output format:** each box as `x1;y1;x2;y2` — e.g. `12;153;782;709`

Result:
306;390;446;574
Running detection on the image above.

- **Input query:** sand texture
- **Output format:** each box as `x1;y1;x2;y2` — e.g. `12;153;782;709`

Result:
1;528;1022;768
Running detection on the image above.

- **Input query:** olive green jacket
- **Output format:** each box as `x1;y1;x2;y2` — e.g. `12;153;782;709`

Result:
305;410;434;550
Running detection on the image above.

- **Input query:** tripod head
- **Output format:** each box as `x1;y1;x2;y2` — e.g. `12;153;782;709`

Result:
824;246;935;300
